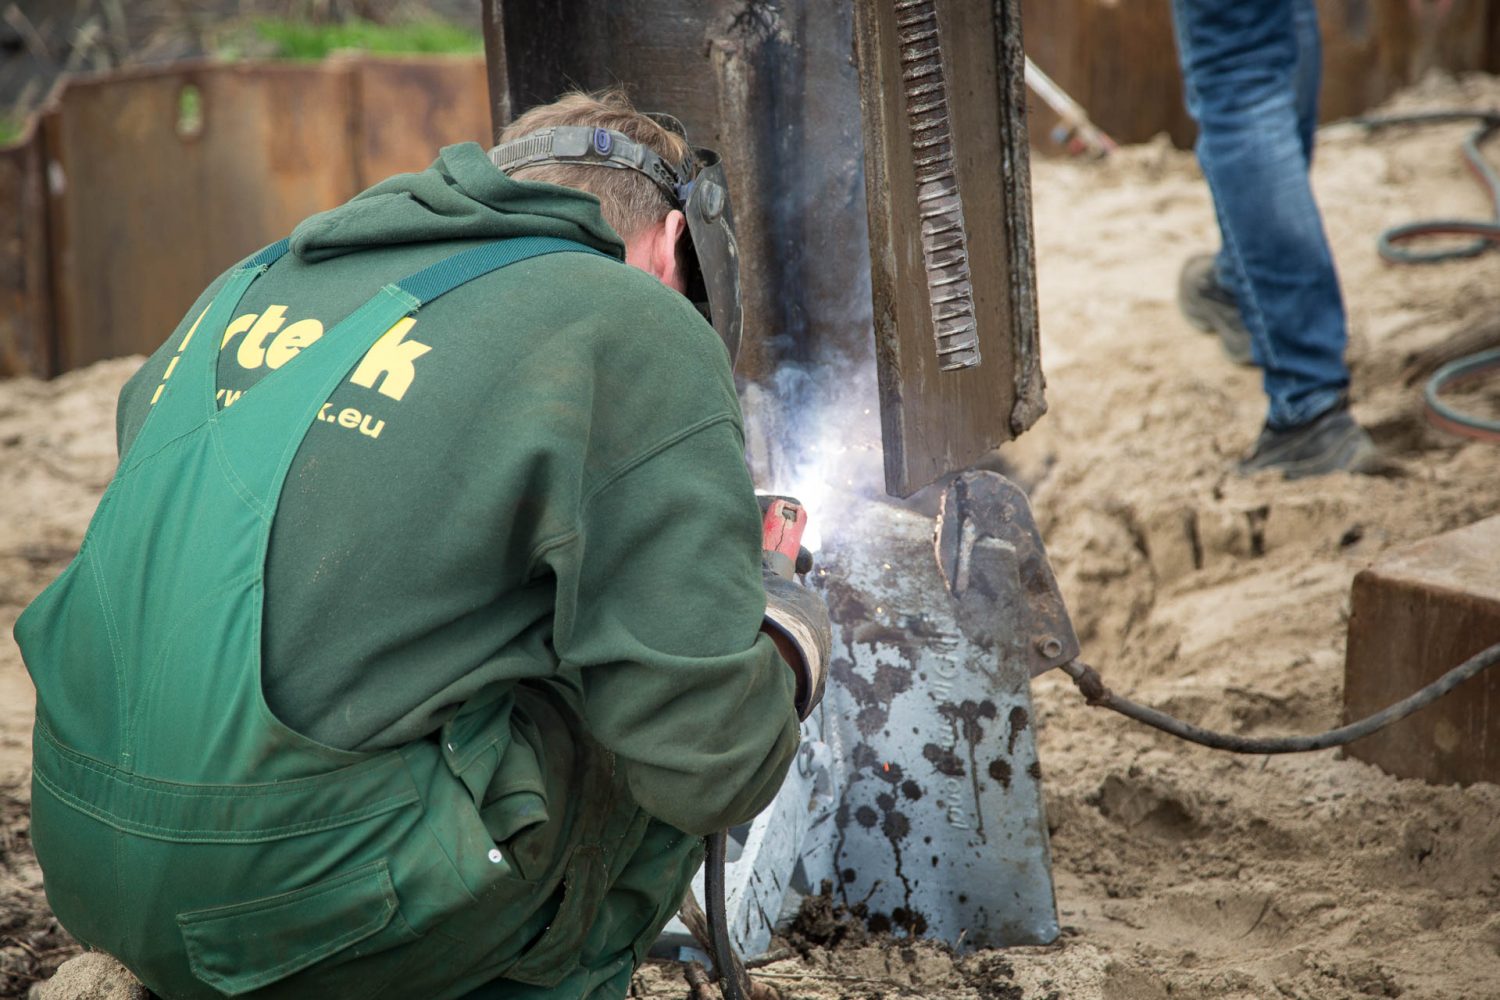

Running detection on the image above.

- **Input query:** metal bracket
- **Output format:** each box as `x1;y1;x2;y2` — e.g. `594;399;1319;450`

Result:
936;471;1080;676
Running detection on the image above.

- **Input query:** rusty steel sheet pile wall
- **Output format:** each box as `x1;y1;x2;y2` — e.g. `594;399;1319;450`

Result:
0;56;490;378
0;119;51;377
44;62;360;372
354;57;490;185
1022;0;1500;149
5;10;1497;378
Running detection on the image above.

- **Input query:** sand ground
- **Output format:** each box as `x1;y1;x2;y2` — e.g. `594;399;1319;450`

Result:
4;74;1500;999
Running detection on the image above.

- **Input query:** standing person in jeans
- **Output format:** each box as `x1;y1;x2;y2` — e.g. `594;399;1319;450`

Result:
1173;0;1377;478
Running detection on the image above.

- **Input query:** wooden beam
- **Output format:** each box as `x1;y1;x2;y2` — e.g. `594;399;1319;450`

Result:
1345;516;1500;786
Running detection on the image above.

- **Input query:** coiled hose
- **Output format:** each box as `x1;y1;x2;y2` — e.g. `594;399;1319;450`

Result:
1424;346;1500;442
1356;110;1500;441
1356;109;1500;265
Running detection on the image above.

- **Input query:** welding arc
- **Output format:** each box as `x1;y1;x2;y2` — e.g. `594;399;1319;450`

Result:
1060;639;1500;753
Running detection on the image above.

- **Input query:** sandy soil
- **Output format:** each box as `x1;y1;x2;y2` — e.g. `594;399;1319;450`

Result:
5;75;1500;999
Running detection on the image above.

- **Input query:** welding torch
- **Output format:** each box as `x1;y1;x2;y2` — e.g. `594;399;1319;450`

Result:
701;496;819;1000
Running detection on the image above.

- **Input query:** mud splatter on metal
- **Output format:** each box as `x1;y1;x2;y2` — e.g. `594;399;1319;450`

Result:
989;758;1013;789
1006;706;1030;754
804;471;1060;950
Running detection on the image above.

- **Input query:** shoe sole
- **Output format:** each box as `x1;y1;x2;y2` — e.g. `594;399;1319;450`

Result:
1241;430;1379;481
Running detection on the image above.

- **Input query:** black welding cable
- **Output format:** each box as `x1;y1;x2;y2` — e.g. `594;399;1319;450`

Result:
1060;639;1500;754
704;829;748;1000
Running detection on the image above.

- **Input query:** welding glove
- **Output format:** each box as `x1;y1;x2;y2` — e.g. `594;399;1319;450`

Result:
757;494;815;574
762;569;831;720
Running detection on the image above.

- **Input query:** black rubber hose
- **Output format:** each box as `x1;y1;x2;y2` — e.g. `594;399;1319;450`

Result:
704;829;747;1000
1060;639;1500;754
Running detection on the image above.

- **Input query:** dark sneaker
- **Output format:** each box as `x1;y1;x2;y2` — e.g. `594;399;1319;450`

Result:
1179;253;1254;366
1237;400;1378;480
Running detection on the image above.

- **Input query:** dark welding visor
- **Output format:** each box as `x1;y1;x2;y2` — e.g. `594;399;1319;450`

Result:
488;119;743;365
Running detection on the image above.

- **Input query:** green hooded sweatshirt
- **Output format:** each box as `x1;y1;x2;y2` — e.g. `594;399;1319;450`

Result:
114;142;799;838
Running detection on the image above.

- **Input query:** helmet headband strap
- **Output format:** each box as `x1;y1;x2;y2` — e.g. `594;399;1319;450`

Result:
488;125;696;206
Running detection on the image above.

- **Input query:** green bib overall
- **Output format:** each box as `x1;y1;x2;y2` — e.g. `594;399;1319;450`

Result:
16;238;703;1000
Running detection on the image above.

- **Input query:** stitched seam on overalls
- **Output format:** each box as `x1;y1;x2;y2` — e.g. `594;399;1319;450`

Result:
264;286;419;491
218;285;422;527
116;262;261;478
70;484;113;558
37;721;409;796
177;860;394;923
83;550;130;771
32;765;419;843
398;750;482;905
132;572;260;757
34;721;420;840
119;420;209;478
209;413;275;524
185;910;390;995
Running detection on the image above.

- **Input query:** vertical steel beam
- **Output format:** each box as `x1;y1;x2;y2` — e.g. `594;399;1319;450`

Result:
475;1;877;385
853;0;1045;497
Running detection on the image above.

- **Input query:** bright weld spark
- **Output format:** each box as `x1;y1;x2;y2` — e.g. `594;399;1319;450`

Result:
768;459;835;553
755;355;883;555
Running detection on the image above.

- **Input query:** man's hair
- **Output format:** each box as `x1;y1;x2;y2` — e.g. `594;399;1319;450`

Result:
498;89;691;242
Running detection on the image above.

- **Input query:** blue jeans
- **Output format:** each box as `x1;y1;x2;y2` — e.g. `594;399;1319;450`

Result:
1172;0;1350;430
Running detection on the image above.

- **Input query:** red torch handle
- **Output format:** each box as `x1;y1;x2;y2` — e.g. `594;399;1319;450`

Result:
761;498;807;579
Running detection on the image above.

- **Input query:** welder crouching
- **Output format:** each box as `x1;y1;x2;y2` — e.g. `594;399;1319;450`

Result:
16;89;829;1000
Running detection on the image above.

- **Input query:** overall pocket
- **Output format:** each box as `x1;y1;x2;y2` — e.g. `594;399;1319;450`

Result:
177;858;420;998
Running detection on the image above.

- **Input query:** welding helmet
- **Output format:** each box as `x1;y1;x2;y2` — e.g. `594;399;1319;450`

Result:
488;115;743;365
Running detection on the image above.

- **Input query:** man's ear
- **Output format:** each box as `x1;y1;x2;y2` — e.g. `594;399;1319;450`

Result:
655;209;688;293
624;209;689;292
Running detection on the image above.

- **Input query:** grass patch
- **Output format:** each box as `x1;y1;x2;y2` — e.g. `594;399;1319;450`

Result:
0;115;24;147
249;17;483;60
